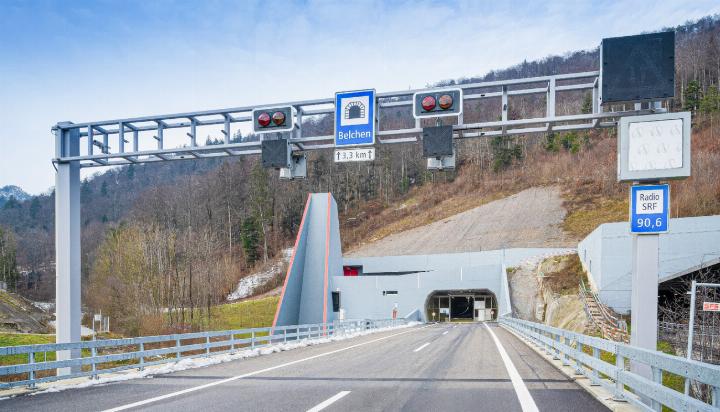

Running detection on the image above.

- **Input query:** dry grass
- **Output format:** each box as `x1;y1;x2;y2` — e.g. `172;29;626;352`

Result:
540;254;588;295
563;197;628;238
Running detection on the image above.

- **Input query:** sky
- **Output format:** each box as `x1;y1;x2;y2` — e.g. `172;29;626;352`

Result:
1;0;718;194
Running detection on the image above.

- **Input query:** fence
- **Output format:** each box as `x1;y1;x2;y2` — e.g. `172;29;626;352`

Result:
0;318;404;390
500;316;720;412
659;321;720;364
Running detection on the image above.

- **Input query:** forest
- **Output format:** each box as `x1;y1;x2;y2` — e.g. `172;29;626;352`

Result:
0;15;719;335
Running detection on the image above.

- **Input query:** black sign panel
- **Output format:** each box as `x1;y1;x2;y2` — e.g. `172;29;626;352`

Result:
601;31;675;103
261;138;289;168
422;125;453;158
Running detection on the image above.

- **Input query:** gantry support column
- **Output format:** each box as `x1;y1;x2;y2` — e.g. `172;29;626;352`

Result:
54;123;81;375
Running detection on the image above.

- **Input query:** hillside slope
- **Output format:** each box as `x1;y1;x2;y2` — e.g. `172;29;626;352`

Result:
347;186;574;257
0;290;51;333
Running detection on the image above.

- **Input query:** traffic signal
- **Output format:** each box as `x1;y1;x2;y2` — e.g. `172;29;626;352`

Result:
413;88;463;118
252;106;295;134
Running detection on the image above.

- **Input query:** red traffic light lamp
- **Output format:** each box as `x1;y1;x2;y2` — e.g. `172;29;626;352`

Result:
252;106;294;134
413;88;463;118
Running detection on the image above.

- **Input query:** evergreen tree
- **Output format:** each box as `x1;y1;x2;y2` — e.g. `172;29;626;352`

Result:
684;80;702;112
0;226;19;291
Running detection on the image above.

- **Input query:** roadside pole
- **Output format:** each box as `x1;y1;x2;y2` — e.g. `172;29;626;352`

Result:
629;230;659;380
684;280;697;395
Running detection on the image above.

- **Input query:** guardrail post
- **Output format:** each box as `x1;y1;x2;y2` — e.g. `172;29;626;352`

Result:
284;328;287;343
28;352;35;389
553;334;561;360
712;385;719;408
650;366;662;411
176;337;181;359
251;330;256;349
574;342;584;375
613;353;625;401
544;331;552;355
91;344;98;380
562;336;571;366
205;333;210;356
231;333;235;351
590;347;601;386
139;342;145;371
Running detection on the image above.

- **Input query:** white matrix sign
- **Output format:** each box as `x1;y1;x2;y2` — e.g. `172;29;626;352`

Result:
628;118;683;172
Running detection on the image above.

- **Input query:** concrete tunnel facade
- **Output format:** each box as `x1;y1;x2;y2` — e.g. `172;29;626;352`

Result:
272;193;573;326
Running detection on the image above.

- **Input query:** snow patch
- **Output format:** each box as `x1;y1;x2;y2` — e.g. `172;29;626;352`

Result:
31;302;54;312
227;248;293;301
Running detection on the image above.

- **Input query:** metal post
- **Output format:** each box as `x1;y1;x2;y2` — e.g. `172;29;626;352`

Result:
205;334;210;356
176;338;181;359
546;78;555;131
630;233;659;383
651;366;663;411
613;353;625;401
91;345;97;380
590;347;601;386
28;352;35;388
55;124;82;376
139;342;145;371
574;341;584;375
553;335;561;360
685;280;697;395
251;330;255;349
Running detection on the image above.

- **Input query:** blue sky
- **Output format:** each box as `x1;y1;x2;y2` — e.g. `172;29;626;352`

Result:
1;0;718;194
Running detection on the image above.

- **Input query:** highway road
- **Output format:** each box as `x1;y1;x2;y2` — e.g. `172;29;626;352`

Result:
1;323;608;411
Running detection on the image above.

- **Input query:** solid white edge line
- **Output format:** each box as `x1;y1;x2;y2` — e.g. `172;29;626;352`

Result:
413;342;430;352
102;325;429;412
483;323;539;412
306;391;351;412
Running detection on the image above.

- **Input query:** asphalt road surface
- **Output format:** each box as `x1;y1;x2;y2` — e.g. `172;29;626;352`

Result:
1;323;608;412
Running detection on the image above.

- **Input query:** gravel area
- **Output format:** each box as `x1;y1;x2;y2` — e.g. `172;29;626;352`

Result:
347;186;574;257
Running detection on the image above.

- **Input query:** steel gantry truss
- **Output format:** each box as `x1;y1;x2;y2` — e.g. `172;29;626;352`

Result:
51;69;666;376
52;70;663;167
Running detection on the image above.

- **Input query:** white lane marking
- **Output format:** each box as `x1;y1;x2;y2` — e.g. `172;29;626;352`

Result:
483;323;539;412
413;342;430;352
306;391;351;412
102;326;429;412
442;331;449;335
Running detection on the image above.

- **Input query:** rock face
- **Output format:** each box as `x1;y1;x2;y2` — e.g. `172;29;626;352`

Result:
0;291;52;333
347;186;574;257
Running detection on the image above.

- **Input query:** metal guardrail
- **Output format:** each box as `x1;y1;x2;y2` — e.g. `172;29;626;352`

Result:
500;316;720;412
0;319;405;390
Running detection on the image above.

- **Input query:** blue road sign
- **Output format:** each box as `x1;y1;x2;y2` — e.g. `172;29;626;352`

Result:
335;89;375;147
630;184;669;234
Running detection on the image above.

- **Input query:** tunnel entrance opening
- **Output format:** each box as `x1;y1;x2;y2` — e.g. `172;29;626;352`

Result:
425;290;497;322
